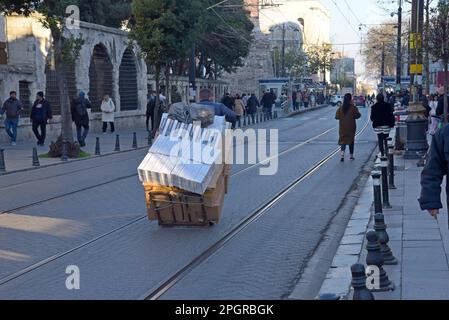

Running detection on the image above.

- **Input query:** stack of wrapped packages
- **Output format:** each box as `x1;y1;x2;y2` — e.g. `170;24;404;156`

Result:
138;103;232;227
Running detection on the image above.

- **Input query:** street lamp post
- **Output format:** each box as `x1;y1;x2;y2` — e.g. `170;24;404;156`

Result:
404;0;429;160
396;0;403;92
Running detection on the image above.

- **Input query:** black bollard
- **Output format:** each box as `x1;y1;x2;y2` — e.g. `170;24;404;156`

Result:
275;111;278;119
95;137;101;156
148;131;153;146
0;149;5;173
32;147;40;167
115;135;121;152
388;142;396;189
380;156;392;209
372;171;383;214
132;132;138;149
256;113;259;124
374;213;398;265
270;111;273;120
365;231;394;292
317;293;340;300
243;114;247;127
61;140;68;162
351;264;375;300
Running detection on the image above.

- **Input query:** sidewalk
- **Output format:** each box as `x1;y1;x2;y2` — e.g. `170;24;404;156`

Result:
0;128;151;174
318;152;449;300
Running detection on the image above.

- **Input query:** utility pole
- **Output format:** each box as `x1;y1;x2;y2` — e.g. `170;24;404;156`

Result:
282;23;286;78
396;0;403;92
410;0;424;102
424;0;430;95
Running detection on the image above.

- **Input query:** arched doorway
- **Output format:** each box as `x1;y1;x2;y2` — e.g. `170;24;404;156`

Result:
119;48;138;111
45;58;77;115
89;44;113;112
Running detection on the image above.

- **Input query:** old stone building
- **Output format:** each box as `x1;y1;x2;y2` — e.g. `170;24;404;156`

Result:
0;14;147;143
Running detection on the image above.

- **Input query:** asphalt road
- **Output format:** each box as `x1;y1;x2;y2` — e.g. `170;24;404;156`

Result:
0;106;377;299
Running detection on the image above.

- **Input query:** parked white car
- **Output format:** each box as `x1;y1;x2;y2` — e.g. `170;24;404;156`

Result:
330;95;344;107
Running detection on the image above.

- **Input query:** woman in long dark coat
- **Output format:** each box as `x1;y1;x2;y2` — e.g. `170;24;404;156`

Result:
336;93;362;162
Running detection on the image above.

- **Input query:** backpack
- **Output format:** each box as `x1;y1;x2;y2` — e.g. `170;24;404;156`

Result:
75;99;87;117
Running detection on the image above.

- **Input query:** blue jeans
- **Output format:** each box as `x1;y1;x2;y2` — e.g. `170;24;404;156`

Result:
76;124;89;144
4;118;19;143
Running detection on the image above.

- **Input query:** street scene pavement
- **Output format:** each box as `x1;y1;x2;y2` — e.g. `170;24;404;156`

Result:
0;106;380;299
1;0;448;307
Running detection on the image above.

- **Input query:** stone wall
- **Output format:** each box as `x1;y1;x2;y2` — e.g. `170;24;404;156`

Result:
0;15;148;143
221;26;274;97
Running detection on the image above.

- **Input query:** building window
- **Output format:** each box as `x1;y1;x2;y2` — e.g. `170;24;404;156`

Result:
19;81;31;116
0;42;7;64
89;44;113;113
45;60;77;116
119;48;138;111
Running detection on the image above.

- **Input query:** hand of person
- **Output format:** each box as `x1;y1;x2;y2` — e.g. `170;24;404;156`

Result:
428;209;439;220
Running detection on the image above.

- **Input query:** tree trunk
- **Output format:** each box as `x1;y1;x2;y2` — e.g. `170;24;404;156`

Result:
52;29;74;143
165;64;171;105
153;64;161;136
425;0;430;95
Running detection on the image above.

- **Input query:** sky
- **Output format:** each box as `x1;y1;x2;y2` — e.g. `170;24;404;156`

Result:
320;0;410;80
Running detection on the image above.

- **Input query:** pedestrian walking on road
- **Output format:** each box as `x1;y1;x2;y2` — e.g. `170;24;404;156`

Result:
30;91;52;146
335;93;362;162
261;90;276;119
221;93;234;110
0;91;22;146
371;93;395;157
246;93;260;124
71;91;92;147
100;95;115;134
233;94;245;128
199;88;237;127
146;91;156;132
419;125;449;220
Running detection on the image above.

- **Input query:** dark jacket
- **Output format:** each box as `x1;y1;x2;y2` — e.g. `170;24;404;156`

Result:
1;98;22;119
30;99;52;123
261;92;276;109
199;100;237;126
246;96;260;114
71;97;92;126
401;94;410;107
370;101;395;128
221;96;234;110
436;95;449;119
419;125;449;210
146;96;156;116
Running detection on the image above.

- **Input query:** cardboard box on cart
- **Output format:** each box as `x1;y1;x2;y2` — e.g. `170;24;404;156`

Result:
143;165;229;226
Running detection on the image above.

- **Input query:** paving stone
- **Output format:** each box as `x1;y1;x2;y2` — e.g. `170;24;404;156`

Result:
330;255;359;268
336;244;363;256
340;234;365;245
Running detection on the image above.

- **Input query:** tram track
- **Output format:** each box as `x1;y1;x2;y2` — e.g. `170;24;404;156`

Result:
142;117;370;300
0;110;363;291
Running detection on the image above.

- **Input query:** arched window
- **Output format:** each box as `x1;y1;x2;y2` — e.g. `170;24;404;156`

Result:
89;44;113;112
119;48;138;111
45;58;77;115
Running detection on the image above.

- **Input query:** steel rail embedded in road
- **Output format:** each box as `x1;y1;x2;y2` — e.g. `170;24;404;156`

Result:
142;117;371;300
0;112;353;290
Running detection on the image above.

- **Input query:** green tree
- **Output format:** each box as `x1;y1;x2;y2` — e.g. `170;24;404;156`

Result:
130;0;204;133
78;0;132;28
1;0;85;145
428;1;449;123
197;0;253;78
0;0;132;147
307;44;333;83
284;49;309;79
